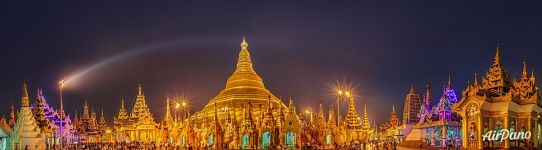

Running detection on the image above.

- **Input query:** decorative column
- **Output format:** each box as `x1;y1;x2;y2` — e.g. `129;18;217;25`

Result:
430;127;435;146
504;115;509;148
442;125;447;146
477;115;482;150
534;118;539;148
524;116;536;145
462;114;468;149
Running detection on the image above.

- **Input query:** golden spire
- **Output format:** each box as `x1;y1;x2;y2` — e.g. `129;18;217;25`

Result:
164;97;173;124
409;84;416;93
523;59;528;79
531;69;536;83
121;98;125;110
74;109;78;121
424;82;431;106
328;105;336;127
10;104;15;119
362;104;370;129
225;37;265;90
21;82;30;107
83;100;89;119
288;95;295;113
447;74;452;88
318;97;324;119
392;104;395;113
494;41;502;65
214;102;222;130
138;83;143;96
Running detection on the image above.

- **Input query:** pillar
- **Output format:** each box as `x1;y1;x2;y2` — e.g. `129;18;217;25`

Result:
462;114;468;149
534;118;539;148
477;115;482;150
429;127;435;145
525;116;534;145
504;115;509;148
442;125;447;146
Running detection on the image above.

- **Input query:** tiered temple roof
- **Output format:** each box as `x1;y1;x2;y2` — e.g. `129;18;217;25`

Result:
8;83;45;149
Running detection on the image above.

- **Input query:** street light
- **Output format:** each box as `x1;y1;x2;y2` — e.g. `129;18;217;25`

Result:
58;79;65;149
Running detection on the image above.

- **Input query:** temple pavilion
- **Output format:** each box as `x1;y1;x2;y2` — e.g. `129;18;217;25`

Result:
453;43;542;149
402;78;462;148
112;84;160;143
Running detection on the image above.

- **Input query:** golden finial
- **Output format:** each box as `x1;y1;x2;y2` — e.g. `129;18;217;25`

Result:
138;83;143;95
241;36;248;49
494;40;502;64
447;74;452;88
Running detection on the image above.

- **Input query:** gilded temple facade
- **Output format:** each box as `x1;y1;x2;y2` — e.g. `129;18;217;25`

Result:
453;44;542;149
112;85;161;143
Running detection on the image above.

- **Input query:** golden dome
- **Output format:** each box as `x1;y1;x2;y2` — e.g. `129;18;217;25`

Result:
193;38;287;120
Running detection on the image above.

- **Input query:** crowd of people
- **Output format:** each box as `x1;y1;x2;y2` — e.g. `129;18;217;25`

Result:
53;140;402;150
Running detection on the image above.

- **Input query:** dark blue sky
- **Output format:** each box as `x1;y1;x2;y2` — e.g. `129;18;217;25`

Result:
1;1;542;124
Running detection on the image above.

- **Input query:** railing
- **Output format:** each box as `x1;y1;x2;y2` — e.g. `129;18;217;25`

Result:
468;140;478;148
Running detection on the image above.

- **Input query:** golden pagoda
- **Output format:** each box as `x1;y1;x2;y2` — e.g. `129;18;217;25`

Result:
188;38;297;149
192;37;287;121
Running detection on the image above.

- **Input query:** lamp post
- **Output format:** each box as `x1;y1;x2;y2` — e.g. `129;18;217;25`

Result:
59;79;65;149
182;102;188;120
175;102;181;121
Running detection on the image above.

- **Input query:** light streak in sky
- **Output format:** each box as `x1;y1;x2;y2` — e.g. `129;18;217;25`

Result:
62;37;232;88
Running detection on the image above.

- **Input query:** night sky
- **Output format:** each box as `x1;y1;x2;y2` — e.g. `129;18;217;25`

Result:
1;1;542;124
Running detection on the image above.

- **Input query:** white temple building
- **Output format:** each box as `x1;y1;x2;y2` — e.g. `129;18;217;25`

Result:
7;83;45;150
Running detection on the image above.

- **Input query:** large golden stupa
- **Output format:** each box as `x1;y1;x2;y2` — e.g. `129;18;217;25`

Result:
191;37;288;121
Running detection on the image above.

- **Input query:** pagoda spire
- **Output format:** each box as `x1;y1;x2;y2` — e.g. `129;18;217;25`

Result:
531;69;536;83
328;105;336;127
362;104;370;129
318;97;324;119
447;75;452;88
21;82;30;107
345;94;361;129
409;84;416;93
9;103;16;128
494;41;502;65
424;82;432;106
288;95;295;114
83;100;90;120
225;37;265;90
164;97;173;125
99;109;106;127
213;102;222;131
523;59;528;79
138;83;143;96
389;105;399;127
